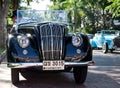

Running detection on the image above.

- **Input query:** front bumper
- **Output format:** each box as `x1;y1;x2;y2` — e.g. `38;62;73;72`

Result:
8;61;95;68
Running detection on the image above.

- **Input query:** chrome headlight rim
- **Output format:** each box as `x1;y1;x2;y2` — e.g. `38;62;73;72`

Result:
72;35;83;47
17;35;30;48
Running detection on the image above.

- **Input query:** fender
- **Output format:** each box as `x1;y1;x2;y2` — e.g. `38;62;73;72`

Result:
90;39;97;48
65;34;92;61
7;33;39;62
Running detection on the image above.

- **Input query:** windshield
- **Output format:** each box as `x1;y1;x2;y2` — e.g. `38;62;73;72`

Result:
102;30;118;35
17;10;68;24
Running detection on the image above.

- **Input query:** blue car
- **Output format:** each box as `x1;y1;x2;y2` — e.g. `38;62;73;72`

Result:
90;30;120;53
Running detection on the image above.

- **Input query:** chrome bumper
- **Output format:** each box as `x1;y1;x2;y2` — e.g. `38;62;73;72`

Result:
8;61;95;68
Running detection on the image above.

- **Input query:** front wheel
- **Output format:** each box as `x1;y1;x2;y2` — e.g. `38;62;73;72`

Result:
65;67;72;72
110;49;114;53
102;42;108;53
11;68;19;84
73;66;88;84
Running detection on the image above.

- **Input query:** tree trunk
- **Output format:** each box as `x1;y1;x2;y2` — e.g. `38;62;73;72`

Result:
0;0;10;47
12;0;20;10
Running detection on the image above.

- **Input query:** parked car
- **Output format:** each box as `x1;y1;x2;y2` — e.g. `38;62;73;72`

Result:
87;34;94;39
6;10;94;84
90;30;120;53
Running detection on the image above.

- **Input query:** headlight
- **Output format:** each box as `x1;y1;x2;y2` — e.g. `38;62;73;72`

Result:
17;36;30;48
72;35;83;47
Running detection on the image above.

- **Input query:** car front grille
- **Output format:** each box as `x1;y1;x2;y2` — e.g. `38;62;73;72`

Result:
39;23;65;60
113;37;120;47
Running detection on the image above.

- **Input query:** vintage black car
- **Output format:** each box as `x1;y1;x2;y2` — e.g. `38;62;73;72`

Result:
6;10;94;84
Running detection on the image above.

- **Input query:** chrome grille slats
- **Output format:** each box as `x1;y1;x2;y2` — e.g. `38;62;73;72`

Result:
39;23;64;60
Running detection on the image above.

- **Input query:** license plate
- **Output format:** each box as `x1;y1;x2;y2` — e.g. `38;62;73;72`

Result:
43;60;64;70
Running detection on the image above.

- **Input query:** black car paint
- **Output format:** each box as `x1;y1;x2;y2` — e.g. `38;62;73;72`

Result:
7;22;92;63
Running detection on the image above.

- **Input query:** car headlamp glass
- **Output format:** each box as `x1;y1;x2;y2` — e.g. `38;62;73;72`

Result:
18;36;30;48
72;35;83;47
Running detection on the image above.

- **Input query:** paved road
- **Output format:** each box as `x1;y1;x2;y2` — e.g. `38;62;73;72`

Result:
0;50;120;88
93;50;120;66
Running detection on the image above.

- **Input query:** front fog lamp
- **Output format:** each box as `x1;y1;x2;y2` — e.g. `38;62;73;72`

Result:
18;36;30;48
72;35;83;47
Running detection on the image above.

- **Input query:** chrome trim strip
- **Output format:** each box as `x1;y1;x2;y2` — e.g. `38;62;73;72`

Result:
8;61;95;68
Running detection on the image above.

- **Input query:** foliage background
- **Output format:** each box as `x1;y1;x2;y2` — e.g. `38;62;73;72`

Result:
0;0;120;48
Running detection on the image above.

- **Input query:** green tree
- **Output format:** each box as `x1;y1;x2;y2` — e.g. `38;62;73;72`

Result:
50;0;84;32
50;0;113;33
105;0;120;17
0;0;10;47
105;0;120;30
0;0;38;47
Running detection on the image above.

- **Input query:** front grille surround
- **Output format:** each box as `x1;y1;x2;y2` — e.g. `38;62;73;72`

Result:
39;23;65;60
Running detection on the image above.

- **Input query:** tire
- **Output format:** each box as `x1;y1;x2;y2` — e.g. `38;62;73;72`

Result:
102;42;108;53
65;67;72;72
110;49;114;53
11;68;19;84
73;66;88;84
